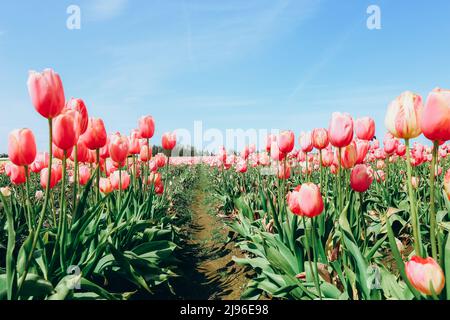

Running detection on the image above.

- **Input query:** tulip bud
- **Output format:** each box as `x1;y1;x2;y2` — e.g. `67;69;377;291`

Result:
0;186;11;197
162;132;177;151
385;91;423;139
355;117;375;141
405;256;445;296
421;88;450;142
27;69;65;119
277;131;295;154
350;164;373;193
8;129;37;166
328;112;354;148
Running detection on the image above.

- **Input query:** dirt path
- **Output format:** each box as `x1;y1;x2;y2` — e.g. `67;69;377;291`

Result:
172;169;248;300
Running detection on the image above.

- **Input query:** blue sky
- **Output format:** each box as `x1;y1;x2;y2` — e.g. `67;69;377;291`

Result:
0;0;449;152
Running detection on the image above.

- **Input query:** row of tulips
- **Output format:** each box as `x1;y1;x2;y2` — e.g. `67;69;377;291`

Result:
207;88;450;299
0;69;196;300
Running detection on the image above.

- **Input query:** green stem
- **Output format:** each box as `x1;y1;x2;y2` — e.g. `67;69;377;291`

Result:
311;217;322;300
72;144;78;216
405;139;422;257
59;151;67;270
17;118;53;295
96;148;100;202
429;140;438;260
24;165;33;232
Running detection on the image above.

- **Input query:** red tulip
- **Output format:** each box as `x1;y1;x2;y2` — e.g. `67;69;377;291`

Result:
278;163;291;180
340;141;357;169
8;129;37;166
128;129;141;154
155;153;167;168
155;182;164;195
66;98;89;134
30;152;49;173
27;69;65;119
396;143;406;156
138;116;155;139
383;135;398;155
99;177;113;194
241;146;250;160
350;164;373;192
40;167;59;189
420;88;450;142
140;145;151;162
162;132;176;150
355;140;369;164
53;110;80;151
277;131;294;154
235;159;247;173
312;128;329;150
355;117;375;141
385;91;423;139
83;118;107;150
328;112;354;148
109;132;129;164
321;150;334;167
288;183;324;218
9;164;27;185
110;170;131;190
78;165;91;186
405;256;445;295
299;131;313;153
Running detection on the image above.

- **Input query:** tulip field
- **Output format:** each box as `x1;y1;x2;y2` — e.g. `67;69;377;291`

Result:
1;69;450;301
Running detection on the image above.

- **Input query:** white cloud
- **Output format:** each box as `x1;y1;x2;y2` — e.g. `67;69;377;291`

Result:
86;0;128;21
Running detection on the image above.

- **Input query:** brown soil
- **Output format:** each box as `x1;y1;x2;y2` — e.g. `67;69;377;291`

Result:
171;170;249;300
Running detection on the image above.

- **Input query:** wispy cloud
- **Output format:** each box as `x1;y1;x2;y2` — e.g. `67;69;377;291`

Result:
85;0;128;21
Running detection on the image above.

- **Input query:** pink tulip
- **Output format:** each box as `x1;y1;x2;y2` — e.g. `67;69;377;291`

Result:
299;131;313;153
27;69;65;119
278;163;291;180
350;164;373;192
99;177;113;194
30;152;49;173
8;129;37;167
83;118;107;150
355;140;370;164
53;110;80;151
328;112;354;148
288;183;324;218
66;98;89;135
405;256;445;296
40;167;59;189
9;164;27;185
385;91;423;139
340;141;357;169
109;132;129;164
138;116;155;139
78;165;91;186
110;170;131;190
162;132;176;151
312;128;329;150
278;131;295;154
355;117;375;141
421;88;450;142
